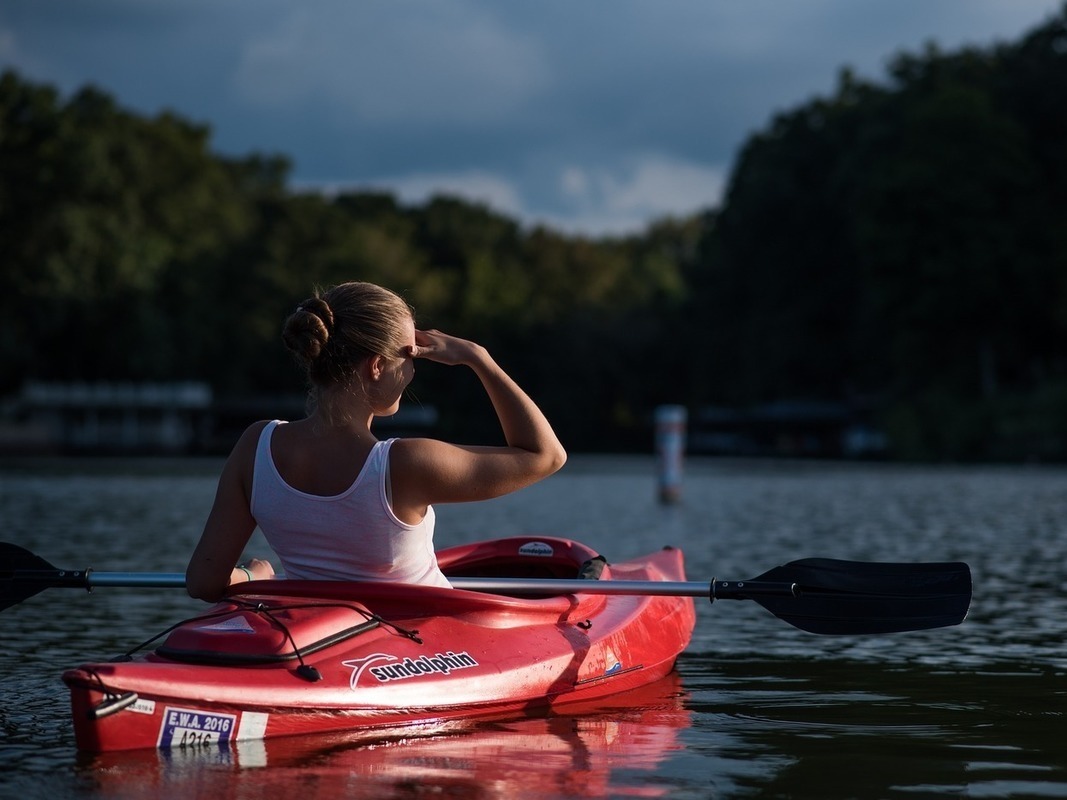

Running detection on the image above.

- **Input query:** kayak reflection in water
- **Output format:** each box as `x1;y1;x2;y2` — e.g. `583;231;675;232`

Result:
186;281;567;601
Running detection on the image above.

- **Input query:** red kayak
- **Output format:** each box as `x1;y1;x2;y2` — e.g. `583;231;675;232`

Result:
63;537;696;752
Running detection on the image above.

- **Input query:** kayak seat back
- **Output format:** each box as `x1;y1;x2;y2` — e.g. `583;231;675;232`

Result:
437;537;611;584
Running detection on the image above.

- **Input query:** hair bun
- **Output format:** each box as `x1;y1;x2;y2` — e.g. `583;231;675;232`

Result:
298;298;335;334
283;296;335;364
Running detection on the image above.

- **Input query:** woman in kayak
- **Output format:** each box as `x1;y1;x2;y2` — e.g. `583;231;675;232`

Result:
186;281;567;601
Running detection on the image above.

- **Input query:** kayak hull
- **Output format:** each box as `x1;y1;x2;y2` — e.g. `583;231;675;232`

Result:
81;673;692;798
63;537;695;752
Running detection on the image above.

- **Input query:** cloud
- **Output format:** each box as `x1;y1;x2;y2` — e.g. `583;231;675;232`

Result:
297;153;725;237
546;154;727;235
0;18;38;75
388;171;525;217
232;1;550;125
297;169;525;219
0;28;14;60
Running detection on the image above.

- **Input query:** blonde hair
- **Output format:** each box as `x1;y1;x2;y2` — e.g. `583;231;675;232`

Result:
282;282;413;391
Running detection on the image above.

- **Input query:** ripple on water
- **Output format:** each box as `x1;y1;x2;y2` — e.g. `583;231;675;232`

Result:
3;458;1067;798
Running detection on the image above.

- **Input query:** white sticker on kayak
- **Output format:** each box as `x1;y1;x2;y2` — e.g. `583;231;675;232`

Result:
197;616;256;633
237;711;269;742
158;707;237;749
518;541;554;557
129;698;156;715
604;645;622;675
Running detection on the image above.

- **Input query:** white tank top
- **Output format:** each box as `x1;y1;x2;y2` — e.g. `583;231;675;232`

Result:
249;420;451;587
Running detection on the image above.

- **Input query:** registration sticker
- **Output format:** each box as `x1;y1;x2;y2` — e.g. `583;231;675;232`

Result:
129;698;156;715
158;707;237;749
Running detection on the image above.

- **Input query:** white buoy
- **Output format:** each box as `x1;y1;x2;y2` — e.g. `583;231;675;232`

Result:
654;405;687;504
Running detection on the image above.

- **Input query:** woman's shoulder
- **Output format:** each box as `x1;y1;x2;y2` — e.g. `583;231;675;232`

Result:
215;420;282;499
240;419;280;442
387;437;475;492
229;419;283;457
387;436;446;462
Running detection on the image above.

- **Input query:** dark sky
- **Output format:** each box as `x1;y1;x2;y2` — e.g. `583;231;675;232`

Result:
2;0;1059;234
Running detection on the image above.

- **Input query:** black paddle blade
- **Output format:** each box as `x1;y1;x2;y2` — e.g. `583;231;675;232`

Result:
749;558;972;635
0;543;85;611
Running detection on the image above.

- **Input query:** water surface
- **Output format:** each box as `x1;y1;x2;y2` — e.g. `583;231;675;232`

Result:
1;456;1065;798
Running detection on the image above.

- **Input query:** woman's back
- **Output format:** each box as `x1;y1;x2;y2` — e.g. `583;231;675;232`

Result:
251;420;451;587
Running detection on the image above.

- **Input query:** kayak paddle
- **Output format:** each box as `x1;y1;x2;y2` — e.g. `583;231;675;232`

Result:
0;542;970;635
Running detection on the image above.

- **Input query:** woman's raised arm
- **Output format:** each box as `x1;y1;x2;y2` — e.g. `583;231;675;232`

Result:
388;330;566;521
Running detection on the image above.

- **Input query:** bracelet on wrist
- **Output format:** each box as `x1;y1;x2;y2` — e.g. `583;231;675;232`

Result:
238;565;254;582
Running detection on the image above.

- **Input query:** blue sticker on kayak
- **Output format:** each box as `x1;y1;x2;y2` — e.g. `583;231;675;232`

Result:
158;707;237;749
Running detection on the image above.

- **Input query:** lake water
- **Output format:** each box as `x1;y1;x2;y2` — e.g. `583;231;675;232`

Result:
1;456;1065;798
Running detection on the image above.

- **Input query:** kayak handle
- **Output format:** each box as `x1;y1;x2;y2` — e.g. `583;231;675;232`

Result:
88;691;139;721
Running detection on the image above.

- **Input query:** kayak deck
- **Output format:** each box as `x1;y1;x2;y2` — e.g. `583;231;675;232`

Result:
63;537;695;752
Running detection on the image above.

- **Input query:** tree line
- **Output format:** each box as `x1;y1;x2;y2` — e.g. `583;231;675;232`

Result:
3;6;1067;459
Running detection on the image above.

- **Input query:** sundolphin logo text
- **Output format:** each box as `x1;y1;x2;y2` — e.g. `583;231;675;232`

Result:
371;652;478;682
343;651;478;688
